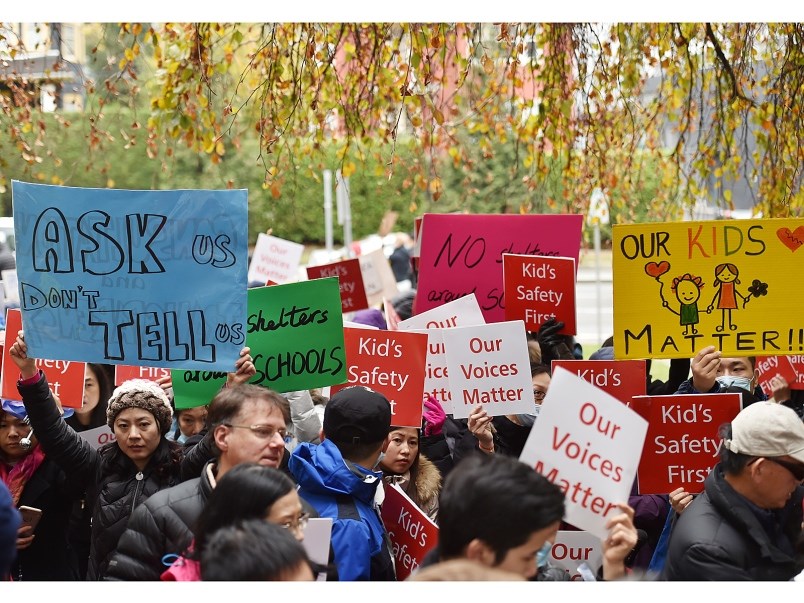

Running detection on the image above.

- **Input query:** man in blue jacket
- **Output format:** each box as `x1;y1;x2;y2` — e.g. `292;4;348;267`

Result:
289;386;395;581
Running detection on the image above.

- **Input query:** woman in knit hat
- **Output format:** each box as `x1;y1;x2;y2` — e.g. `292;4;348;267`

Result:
7;330;255;580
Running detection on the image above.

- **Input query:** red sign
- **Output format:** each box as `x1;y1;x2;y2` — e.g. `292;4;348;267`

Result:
2;308;86;408
114;365;172;386
380;483;438;581
635;393;742;494
306;258;369;313
330;327;428;428
504;254;577;334
551;360;647;405
755;356;799;398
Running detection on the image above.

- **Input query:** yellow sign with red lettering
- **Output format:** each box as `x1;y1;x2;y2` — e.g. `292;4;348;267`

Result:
613;219;800;359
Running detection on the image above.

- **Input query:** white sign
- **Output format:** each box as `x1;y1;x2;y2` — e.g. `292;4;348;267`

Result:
302;517;333;582
549;531;602;580
397;293;485;331
342;320;379;330
358;249;398;308
520;368;648;539
77;424;116;450
1;269;18;303
442;320;534;419
247;233;304;284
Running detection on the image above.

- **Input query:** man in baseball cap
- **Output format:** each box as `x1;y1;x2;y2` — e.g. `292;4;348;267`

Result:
663;402;804;580
289;386;395;581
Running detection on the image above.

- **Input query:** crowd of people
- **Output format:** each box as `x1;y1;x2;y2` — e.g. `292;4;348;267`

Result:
1;277;803;583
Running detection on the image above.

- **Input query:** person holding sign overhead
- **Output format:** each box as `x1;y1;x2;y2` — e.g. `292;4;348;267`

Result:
7;330;255;579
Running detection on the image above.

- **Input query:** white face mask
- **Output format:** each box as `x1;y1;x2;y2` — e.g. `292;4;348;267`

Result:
514;404;541;428
716;375;753;392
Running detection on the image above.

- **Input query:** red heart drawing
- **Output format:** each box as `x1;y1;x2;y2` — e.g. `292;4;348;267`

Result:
777;226;804;252
644;261;671;278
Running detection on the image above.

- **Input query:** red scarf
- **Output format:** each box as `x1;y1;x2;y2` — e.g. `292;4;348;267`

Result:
0;444;46;505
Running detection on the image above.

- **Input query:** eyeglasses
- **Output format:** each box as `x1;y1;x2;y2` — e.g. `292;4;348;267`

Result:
222;423;292;443
281;512;310;532
765;457;804;482
533;389;547;402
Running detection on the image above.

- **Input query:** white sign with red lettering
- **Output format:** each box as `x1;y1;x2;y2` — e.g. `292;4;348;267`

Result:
247;233;304;285
397;293;485;331
520;367;648;540
442;320;534;419
549;531;602;580
77;424;116;450
302;518;333;582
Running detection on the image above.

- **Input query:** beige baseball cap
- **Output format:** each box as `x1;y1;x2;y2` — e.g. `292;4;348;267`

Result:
723;402;804;463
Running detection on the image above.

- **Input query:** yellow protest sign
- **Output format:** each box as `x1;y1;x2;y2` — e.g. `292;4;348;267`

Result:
612;219;800;359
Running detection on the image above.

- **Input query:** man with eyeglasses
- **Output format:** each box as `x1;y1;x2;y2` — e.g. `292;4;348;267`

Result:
662;401;804;581
106;384;298;581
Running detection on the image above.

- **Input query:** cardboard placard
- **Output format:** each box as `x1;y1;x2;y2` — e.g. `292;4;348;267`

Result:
442;321;535;419
613;218;804;358
635;393;742;494
380;482;438;581
754;355;799;398
2;308;86;408
247;233;304;285
520;368;648;539
114;365;171;386
503;254;577;334
306;258;369;313
551;360;647;405
358;248;399;309
415;213;583;322
12;181;248;370
330;328;428;428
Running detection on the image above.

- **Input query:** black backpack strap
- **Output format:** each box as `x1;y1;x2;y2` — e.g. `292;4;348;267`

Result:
335;494;361;521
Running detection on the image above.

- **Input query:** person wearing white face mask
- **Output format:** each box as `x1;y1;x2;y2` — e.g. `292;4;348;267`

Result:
674;346;767;404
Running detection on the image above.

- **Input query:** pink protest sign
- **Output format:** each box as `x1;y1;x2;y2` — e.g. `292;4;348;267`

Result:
306;258;369;313
414;214;583;322
755;355;800;396
635;393;742;494
380;483;438;581
504;254;577;334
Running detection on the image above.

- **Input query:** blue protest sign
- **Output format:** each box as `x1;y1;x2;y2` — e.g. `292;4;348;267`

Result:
12;181;248;370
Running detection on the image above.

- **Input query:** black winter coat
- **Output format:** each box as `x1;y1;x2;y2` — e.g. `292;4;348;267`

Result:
661;465;803;581
105;459;215;581
18;373;209;580
10;455;80;580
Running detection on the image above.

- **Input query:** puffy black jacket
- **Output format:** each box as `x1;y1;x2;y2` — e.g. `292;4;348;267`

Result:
18;373;210;580
104;459;215;581
662;465;803;581
11;455;81;580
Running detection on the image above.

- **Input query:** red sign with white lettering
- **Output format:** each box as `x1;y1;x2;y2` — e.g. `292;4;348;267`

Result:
114;365;172;386
755;355;801;396
329;327;428;428
634;393;742;494
2;309;86;408
307;258;369;313
380;483;438;581
504;254;577;334
551;360;647;405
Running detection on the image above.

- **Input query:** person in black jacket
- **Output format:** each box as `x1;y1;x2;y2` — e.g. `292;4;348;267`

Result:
0;400;79;580
7;331;254;579
105;383;293;581
662;402;804;581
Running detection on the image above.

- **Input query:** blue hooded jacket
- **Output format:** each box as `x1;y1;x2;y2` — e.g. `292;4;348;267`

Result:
289;439;395;581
